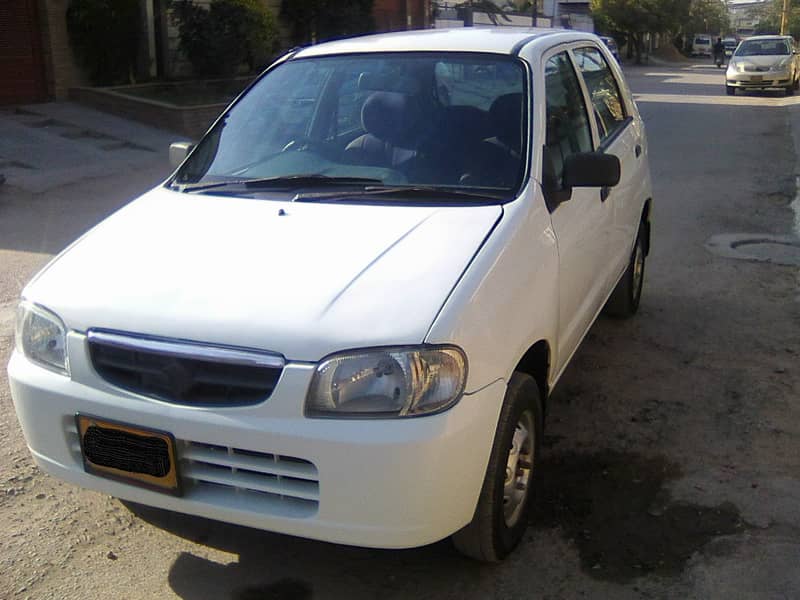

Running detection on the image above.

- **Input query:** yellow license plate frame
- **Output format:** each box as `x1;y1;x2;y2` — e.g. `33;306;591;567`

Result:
76;415;182;496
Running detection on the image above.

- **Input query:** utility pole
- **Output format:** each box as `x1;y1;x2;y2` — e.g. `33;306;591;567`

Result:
780;0;790;35
531;0;538;26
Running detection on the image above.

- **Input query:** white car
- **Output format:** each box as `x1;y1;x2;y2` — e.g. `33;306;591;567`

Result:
725;35;800;96
692;35;712;57
9;29;653;562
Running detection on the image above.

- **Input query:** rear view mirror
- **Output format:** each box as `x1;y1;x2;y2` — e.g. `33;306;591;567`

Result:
169;141;195;168
562;152;621;188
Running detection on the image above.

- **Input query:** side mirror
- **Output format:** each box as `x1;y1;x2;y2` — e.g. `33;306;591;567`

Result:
169;141;195;168
562;151;621;189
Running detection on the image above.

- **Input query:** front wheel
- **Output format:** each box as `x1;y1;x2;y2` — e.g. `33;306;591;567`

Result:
452;372;543;562
604;221;646;317
726;85;735;96
786;85;795;97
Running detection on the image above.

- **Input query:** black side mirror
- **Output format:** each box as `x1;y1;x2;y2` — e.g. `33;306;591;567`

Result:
562;151;621;189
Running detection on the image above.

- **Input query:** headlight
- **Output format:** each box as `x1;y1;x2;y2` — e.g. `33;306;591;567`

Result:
306;346;467;418
775;58;790;70
14;301;69;375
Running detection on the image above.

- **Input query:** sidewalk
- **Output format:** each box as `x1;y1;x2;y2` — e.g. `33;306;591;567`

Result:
0;102;181;193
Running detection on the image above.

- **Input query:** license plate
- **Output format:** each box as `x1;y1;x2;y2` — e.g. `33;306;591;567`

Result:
750;75;763;82
76;415;181;496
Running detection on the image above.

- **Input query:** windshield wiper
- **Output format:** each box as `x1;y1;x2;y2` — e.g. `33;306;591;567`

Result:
173;174;384;193
293;185;507;203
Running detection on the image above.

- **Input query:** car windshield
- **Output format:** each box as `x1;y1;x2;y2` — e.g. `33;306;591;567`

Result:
695;38;710;45
735;39;791;56
173;52;528;201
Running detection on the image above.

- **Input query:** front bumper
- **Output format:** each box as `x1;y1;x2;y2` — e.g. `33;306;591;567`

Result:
726;71;792;89
8;333;506;549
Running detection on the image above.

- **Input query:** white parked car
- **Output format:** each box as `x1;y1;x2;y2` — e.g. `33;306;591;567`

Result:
9;28;652;562
692;34;713;57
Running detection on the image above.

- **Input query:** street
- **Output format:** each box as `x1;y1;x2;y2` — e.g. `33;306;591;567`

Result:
1;60;800;599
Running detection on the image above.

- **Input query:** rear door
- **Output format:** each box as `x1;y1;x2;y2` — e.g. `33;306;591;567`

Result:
572;44;643;289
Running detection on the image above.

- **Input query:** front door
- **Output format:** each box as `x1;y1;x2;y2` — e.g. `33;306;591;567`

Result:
542;49;614;372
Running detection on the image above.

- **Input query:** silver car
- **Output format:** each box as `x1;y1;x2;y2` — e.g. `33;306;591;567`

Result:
725;35;799;96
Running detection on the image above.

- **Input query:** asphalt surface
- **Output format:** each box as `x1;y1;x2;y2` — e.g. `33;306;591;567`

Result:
1;60;800;599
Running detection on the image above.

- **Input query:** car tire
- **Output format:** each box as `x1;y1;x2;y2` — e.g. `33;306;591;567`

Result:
787;85;795;97
604;220;646;318
452;372;543;562
726;85;735;96
794;77;799;91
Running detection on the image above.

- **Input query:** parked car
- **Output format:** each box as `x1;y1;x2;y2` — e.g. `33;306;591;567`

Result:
725;35;800;96
723;37;738;59
692;34;713;57
9;29;653;562
599;35;620;62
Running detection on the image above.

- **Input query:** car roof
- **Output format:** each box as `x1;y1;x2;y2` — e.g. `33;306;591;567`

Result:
293;27;600;59
742;35;792;41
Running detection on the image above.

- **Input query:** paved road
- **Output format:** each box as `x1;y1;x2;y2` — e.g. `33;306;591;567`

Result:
1;62;799;599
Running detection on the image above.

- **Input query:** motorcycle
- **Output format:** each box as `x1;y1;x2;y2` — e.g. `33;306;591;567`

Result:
714;52;724;69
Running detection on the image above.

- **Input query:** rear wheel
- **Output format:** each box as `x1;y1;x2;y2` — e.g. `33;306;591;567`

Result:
604;221;646;318
452;372;543;562
726;85;735;96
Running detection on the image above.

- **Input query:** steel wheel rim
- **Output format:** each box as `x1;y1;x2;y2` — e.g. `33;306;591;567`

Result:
632;240;644;302
503;409;535;528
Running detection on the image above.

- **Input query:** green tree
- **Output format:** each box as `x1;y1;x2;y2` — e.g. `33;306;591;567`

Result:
66;0;140;85
684;0;730;37
753;0;800;38
172;0;279;77
591;0;691;63
280;0;374;45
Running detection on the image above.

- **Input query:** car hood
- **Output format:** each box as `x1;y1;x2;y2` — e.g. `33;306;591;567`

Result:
25;187;502;361
733;55;791;67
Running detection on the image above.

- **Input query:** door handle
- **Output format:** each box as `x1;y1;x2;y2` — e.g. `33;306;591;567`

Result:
600;186;610;202
635;144;642;158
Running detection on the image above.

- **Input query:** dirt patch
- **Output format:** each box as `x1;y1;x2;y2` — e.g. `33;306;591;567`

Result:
530;452;747;583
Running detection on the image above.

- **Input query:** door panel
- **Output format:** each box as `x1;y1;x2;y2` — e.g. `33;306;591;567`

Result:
543;50;614;373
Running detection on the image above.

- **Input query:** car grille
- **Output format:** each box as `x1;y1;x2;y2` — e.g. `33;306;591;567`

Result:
743;65;770;72
179;441;319;517
87;330;284;406
65;422;319;518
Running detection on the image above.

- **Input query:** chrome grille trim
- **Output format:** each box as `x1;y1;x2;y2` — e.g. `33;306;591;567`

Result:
87;330;285;368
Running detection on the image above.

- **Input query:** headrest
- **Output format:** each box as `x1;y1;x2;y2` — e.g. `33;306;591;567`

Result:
490;93;523;151
361;91;421;146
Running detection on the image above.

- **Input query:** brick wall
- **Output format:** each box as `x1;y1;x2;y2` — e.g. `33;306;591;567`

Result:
39;0;87;100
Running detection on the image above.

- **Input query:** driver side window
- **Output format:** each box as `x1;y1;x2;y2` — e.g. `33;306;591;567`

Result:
543;52;593;195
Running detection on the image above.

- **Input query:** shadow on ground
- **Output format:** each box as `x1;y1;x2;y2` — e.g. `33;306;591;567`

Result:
123;449;747;599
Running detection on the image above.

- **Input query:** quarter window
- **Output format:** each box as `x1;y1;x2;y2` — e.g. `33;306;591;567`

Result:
543;52;593;192
573;46;627;142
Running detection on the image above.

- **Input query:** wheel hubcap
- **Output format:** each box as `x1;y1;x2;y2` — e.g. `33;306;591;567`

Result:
503;410;535;528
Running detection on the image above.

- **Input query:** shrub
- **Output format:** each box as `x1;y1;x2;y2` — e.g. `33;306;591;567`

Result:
66;0;141;85
171;0;279;78
281;0;374;45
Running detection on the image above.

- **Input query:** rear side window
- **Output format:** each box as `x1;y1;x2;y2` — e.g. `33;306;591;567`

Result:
543;52;593;191
573;46;627;142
